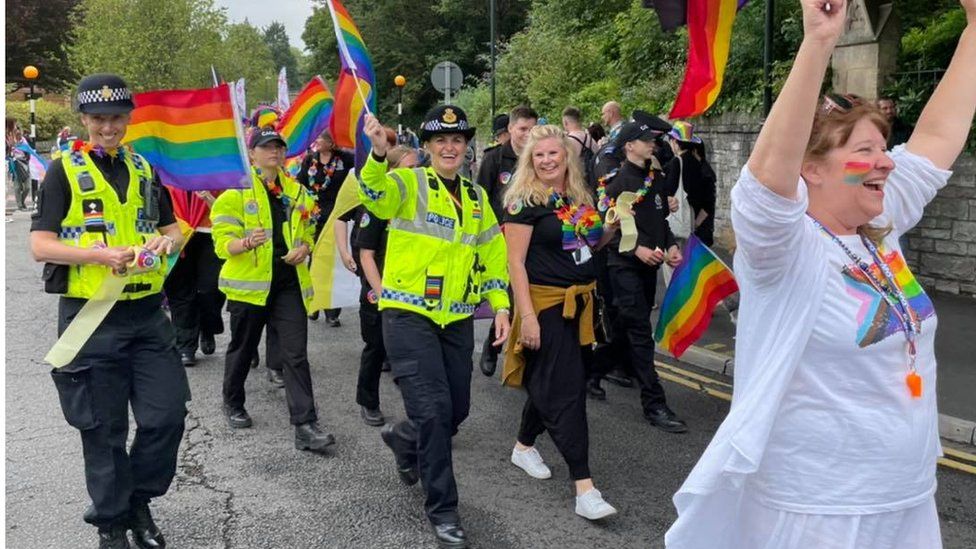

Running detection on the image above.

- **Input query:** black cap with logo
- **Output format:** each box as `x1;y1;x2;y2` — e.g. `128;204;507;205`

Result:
249;128;287;149
418;105;476;142
74;73;135;115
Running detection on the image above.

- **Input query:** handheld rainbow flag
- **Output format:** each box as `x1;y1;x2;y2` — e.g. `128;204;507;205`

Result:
654;235;738;359
125;83;249;191
668;0;750;119
277;76;335;159
326;0;376;169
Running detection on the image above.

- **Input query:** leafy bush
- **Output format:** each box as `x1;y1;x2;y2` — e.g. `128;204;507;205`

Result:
5;99;77;142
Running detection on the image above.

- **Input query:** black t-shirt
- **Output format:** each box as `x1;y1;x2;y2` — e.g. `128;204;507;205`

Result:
30;155;176;233
255;177;299;288
605;160;675;268
504;201;596;288
298;149;355;222
354;208;388;272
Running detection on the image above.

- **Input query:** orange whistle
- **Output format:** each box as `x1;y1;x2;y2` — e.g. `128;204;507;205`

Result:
906;372;922;399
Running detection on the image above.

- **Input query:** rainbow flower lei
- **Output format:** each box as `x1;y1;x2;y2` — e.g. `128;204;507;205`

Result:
596;168;655;212
549;190;603;251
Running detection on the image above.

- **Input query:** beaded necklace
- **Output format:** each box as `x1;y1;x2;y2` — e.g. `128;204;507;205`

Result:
549;189;603;251
257;168;322;223
596;167;655;212
308;154;339;193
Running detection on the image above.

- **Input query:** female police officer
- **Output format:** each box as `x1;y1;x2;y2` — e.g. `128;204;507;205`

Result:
360;107;510;549
30;73;189;549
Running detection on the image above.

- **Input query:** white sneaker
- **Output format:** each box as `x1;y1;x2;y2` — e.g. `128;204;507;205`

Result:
510;446;552;479
575;489;618;520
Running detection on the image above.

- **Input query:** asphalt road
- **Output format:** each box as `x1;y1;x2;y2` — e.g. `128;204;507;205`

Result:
5;216;976;549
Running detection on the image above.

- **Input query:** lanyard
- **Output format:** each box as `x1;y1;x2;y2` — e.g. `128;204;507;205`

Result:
808;215;923;397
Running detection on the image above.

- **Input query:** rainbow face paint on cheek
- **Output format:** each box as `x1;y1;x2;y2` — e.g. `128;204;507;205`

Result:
843;161;872;185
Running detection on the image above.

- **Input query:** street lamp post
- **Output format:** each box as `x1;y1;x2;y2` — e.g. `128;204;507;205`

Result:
23;65;39;149
394;75;406;139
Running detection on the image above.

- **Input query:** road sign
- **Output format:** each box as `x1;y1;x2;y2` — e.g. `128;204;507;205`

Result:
431;61;463;103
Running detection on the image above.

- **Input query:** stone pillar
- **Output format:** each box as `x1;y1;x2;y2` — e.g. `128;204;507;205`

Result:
831;0;899;100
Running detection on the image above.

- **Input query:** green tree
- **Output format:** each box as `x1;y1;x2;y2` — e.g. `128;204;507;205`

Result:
6;0;82;91
217;21;278;108
263;22;299;86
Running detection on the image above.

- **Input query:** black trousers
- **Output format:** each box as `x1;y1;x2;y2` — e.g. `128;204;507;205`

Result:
223;274;317;425
608;264;669;412
356;287;385;410
163;232;225;354
382;309;473;525
517;304;591;480
52;295;190;529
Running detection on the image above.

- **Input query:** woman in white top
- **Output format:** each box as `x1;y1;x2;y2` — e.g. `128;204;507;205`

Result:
665;1;976;548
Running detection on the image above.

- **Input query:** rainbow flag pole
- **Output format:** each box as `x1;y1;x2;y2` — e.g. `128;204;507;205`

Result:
654;235;739;359
326;0;376;170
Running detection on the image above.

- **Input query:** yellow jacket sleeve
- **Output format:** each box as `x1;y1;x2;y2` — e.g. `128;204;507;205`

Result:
357;152;414;220
210;190;244;260
475;193;510;312
300;192;318;249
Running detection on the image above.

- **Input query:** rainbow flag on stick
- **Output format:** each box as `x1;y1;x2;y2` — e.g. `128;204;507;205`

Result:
126;84;249;191
326;0;376;169
277;76;335;159
654;235;739;358
668;0;749;119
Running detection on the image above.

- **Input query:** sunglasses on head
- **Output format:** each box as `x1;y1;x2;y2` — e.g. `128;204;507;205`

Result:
822;93;865;116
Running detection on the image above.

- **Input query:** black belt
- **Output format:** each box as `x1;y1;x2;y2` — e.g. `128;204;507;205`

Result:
123;282;153;293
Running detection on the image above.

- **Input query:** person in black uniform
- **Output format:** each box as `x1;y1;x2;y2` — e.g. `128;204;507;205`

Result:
297;128;355;326
662;123;717;246
600;120;688;433
29;73;190;549
482;113;510;156
163;189;225;366
474;105;537;375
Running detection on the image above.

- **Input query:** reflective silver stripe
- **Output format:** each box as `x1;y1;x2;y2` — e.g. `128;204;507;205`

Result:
390;217;454;242
219;278;271;291
476;224;501;245
413;168;429;212
460;233;477;246
302;285;314;299
213;215;243;227
389;171;408;202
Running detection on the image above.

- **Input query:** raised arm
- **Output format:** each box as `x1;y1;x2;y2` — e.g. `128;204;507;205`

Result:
747;0;847;198
906;0;976;170
359;114;409;218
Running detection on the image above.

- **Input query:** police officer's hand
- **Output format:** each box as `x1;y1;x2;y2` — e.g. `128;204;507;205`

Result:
248;228;269;247
97;246;136;272
340;251;357;272
494;310;511;347
666;245;683;267
668;196;679;213
144;235;175;256
519;313;541;350
364;114;389;157
282;243;310;265
636;245;665;266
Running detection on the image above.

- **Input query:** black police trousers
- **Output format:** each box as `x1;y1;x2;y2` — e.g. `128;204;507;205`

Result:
517;304;591;480
223;273;317;425
163;232;225;354
608;264;669;412
382;309;473;525
51;295;190;530
356;287;385;410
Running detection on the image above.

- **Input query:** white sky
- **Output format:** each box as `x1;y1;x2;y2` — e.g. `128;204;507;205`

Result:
213;0;315;51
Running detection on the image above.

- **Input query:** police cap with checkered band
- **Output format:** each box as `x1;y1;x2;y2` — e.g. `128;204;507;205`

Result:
418;105;476;143
73;73;135;115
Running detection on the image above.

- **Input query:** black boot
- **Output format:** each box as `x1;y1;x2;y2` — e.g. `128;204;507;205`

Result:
586;377;606;400
130;501;165;548
200;333;216;355
295;421;336;452
266;368;285;388
604;369;634;388
432;523;468;548
479;336;498;377
180;351;196;367
380;424;419;485
645;406;688;434
97;526;131;549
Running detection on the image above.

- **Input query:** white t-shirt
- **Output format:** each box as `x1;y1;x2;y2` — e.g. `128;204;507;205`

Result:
750;181;942;515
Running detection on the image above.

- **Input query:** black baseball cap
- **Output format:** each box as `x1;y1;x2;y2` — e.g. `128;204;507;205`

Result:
616;121;658;144
492;114;510;136
74;73;135;115
249;128;287;149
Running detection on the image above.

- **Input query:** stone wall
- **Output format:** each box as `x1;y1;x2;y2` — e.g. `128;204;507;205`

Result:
694;114;976;298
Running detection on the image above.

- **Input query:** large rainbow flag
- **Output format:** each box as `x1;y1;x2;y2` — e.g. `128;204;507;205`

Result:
126;83;249;191
326;0;376;169
654;235;738;358
309;172;362;312
668;0;750;119
277;76;335;159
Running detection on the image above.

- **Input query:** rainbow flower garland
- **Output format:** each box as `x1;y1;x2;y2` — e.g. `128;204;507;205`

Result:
549;190;603;251
596;168;655;212
258;168;322;223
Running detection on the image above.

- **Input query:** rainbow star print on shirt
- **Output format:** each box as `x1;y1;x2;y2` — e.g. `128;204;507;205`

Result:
841;247;935;348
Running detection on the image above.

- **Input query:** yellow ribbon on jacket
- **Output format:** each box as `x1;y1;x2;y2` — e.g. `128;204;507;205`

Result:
45;246;163;368
605;190;639;253
502;281;596;387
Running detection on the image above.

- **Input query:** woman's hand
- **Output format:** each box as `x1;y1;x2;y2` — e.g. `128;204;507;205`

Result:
801;0;848;46
282;243;310;265
97;246;136;272
494;311;511;346
636;245;665;266
363;114;389;157
519;314;541;350
665;245;683;267
143;235;175;257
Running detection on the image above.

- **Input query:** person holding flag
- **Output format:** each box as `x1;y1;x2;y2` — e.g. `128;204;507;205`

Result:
667;0;976;547
29;73;189;549
361;107;510;549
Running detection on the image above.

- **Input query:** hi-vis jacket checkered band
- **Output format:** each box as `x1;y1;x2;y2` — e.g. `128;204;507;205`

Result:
77;85;132;107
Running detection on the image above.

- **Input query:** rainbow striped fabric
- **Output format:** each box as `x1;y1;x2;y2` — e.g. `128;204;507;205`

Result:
277;77;335;159
126;84;249;191
654;235;739;358
669;0;750;119
326;0;376;168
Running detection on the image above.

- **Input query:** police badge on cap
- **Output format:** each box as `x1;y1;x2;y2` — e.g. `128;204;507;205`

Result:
418;105;476;143
74;74;135;115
